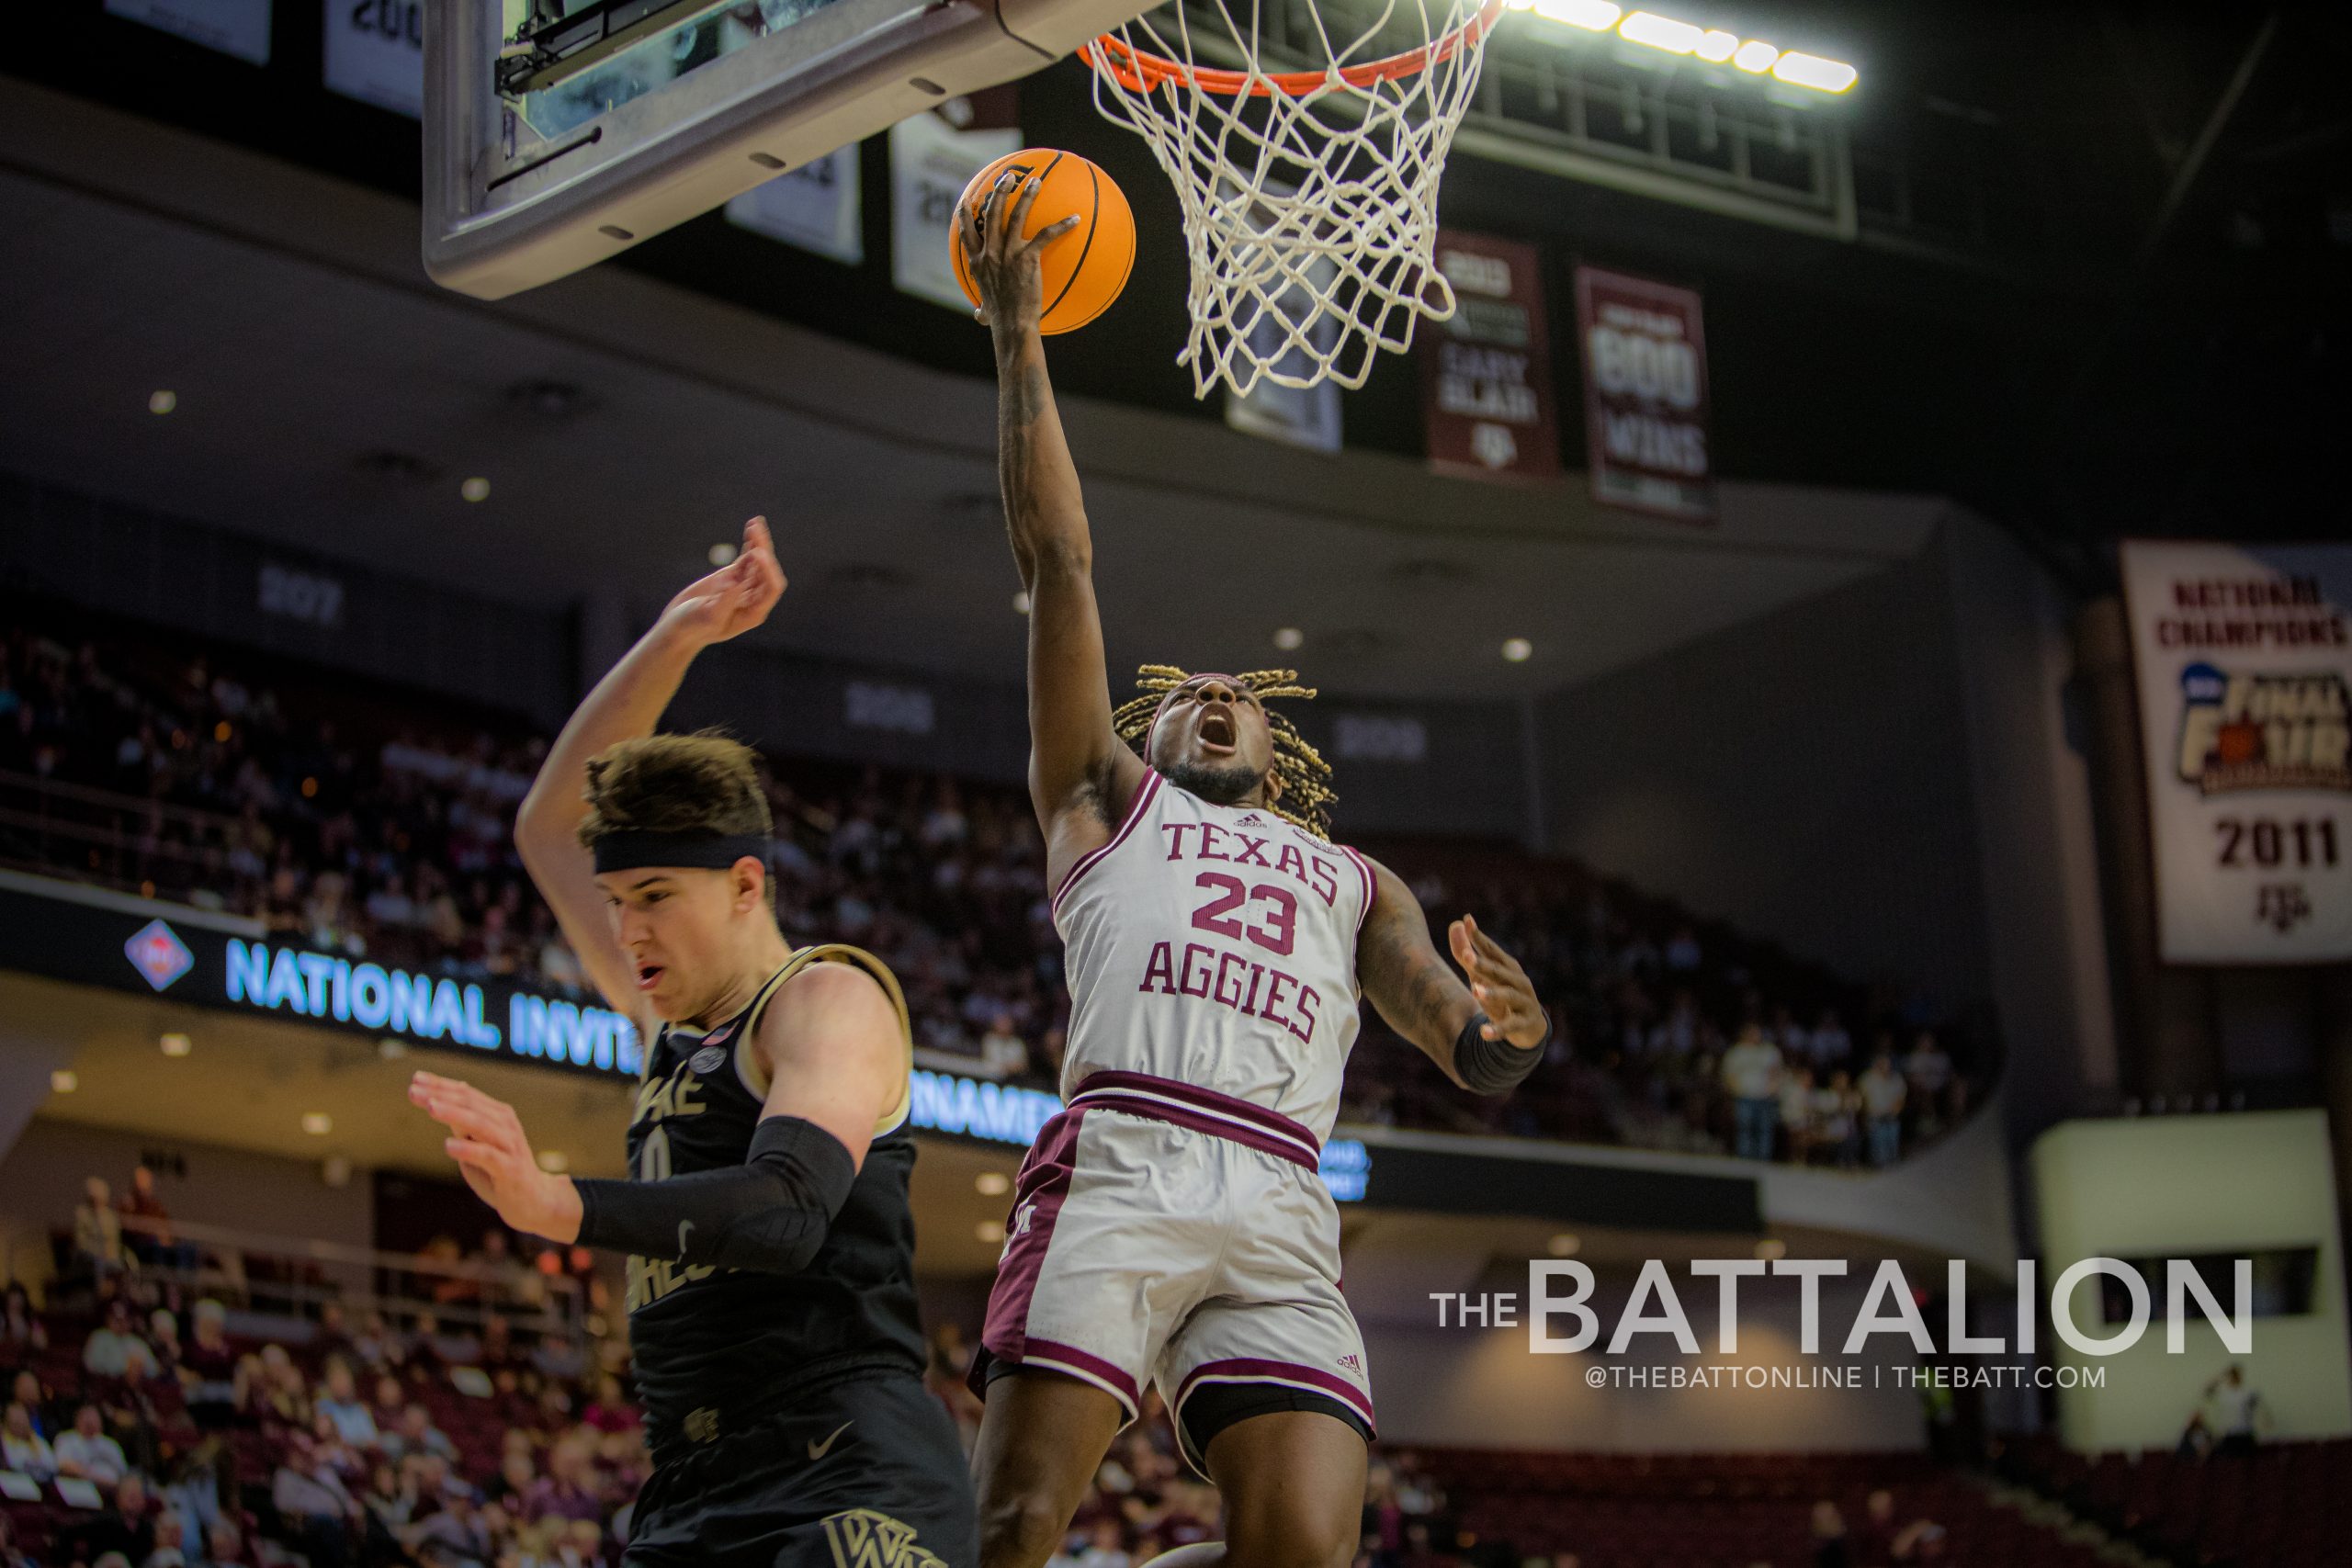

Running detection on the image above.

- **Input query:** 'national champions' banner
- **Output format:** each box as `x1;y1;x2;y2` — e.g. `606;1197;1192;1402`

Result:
1419;232;1559;480
2120;541;2352;964
1574;265;1713;523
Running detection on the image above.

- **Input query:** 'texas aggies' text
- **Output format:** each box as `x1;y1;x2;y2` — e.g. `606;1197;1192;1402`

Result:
1135;819;1347;1044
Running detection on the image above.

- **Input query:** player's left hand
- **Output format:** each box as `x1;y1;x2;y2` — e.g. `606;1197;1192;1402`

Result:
1448;914;1548;1050
408;1070;583;1243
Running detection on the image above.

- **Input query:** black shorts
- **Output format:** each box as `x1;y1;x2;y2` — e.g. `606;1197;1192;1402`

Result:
626;1373;976;1568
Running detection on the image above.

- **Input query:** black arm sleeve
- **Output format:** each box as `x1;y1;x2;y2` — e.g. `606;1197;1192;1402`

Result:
573;1115;857;1274
1454;1010;1548;1096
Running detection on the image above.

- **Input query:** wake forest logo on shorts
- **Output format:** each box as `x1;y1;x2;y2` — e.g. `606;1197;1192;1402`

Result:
821;1509;946;1568
2176;664;2351;796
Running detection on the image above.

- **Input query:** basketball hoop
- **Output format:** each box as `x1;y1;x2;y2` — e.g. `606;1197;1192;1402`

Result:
1080;0;1506;399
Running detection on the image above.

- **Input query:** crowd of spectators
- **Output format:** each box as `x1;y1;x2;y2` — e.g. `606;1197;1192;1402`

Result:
0;599;1984;1167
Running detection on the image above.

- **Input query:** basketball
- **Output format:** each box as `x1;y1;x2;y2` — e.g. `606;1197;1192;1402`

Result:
951;148;1136;335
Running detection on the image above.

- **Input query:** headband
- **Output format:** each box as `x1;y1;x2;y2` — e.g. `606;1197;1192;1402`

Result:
591;831;770;874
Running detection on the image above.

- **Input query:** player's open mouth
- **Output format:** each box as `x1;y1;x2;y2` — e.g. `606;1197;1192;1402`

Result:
1197;709;1237;755
635;962;665;992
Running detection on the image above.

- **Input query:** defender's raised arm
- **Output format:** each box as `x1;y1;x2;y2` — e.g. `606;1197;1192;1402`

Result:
963;175;1145;869
514;515;786;1022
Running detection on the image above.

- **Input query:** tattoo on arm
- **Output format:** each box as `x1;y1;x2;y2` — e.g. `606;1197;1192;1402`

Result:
1359;878;1476;1068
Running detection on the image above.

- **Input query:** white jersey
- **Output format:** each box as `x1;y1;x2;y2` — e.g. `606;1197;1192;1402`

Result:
1052;770;1374;1145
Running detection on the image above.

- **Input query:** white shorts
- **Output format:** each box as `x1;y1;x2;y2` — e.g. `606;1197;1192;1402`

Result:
974;1070;1374;1470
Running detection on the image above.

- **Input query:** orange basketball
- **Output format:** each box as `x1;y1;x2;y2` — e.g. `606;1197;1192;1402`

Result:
951;149;1135;335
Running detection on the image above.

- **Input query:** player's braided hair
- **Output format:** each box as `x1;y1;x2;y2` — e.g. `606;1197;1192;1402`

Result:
1111;665;1338;839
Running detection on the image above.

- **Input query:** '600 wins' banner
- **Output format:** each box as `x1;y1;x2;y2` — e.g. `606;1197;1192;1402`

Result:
2120;541;2352;964
1574;265;1713;523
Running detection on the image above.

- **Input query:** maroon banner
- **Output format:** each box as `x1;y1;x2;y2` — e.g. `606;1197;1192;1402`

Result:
1419;232;1561;480
1574;265;1715;523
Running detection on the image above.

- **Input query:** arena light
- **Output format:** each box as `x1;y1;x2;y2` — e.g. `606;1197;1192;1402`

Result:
301;1111;333;1135
537;1149;570;1174
976;1171;1010;1197
159;1032;193;1057
1547;1232;1581;1257
1501;637;1534;663
148;390;177;415
1772;51;1858;93
459;476;492;502
707;541;739;567
976;1219;1005;1244
1272;626;1305;651
1507;3;1855;93
1617;11;1702;52
1507;0;1623;31
1754;1236;1788;1261
51;1069;77;1094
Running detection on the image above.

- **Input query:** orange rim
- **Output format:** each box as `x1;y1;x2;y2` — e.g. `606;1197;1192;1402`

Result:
1080;0;1506;98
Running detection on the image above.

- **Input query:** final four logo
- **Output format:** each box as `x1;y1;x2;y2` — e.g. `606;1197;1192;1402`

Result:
2175;662;2351;795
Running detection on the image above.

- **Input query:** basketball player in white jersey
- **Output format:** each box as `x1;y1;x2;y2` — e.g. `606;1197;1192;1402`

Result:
961;176;1552;1568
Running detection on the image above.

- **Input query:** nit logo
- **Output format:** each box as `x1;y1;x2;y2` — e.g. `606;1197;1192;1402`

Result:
124;919;194;992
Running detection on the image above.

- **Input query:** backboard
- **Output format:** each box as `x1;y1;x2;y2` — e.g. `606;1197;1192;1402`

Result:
424;0;1152;299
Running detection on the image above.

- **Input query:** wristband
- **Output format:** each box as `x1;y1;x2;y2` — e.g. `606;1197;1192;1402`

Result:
1454;1010;1547;1096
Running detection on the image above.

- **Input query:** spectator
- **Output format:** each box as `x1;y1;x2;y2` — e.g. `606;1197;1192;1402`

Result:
55;1402;130;1484
1810;1500;1850;1568
411;1490;493;1568
1072;1519;1130;1568
1815;1069;1860;1168
177;1301;239;1430
9;1371;59;1438
2175;1407;2212;1462
117;1166;181;1269
1902;1032;1954;1133
351;1312;401;1373
580;1376;639;1437
75;1177;128;1279
1778;1065;1817;1166
1853;1489;1897;1568
316;1359;379;1450
1859;1054;1907;1168
3;1400;56;1479
2203;1365;2267;1457
1717;1023;1782;1160
314;1302;357;1367
272;1434;361;1568
0;1516;28;1568
2;1282;47;1353
978;1014;1030;1079
521;1439;600;1526
74;1474;164;1568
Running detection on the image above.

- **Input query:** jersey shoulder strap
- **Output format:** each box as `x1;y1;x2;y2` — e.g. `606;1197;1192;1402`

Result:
736;943;915;1136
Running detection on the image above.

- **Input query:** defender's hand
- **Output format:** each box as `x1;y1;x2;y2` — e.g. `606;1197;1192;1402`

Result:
962;171;1080;335
658;515;786;650
1447;914;1547;1050
408;1071;583;1243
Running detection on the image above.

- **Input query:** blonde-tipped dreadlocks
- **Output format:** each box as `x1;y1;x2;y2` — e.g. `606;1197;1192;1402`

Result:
1111;665;1339;839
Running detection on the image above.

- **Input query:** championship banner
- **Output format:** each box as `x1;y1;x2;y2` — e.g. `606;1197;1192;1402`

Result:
890;107;1018;310
1573;265;1714;522
323;0;424;118
726;143;864;265
1420;232;1559;480
2119;541;2352;964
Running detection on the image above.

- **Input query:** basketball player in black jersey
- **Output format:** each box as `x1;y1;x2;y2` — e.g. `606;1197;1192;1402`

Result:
408;517;975;1568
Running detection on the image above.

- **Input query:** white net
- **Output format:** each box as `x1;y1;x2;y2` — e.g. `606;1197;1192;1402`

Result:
1082;0;1503;399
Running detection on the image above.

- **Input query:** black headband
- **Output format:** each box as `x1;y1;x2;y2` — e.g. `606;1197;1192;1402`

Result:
591;831;771;874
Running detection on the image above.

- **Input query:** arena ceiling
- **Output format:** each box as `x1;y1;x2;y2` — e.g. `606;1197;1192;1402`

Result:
0;83;1937;705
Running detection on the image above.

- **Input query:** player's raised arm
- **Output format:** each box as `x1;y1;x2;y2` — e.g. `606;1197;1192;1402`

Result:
514;515;786;1023
1356;857;1551;1096
963;175;1146;857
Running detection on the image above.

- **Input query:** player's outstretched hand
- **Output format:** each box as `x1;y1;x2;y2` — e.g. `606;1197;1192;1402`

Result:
659;515;786;650
964;170;1080;335
408;1069;583;1242
1447;913;1548;1050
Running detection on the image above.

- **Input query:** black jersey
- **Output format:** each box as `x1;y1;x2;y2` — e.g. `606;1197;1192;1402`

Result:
621;945;927;1461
